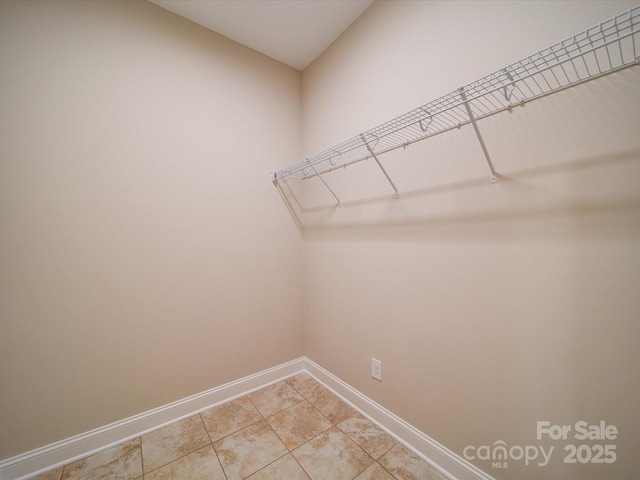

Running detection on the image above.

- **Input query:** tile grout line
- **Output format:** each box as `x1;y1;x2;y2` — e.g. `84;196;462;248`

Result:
284;376;343;479
261;376;333;480
196;412;229;480
255;410;290;479
140;417;205;477
138;436;145;480
236;388;293;480
282;376;328;480
200;413;231;480
284;374;379;480
286;373;403;480
247;379;313;480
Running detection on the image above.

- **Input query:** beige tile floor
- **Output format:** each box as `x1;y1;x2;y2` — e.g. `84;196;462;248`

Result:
32;373;447;480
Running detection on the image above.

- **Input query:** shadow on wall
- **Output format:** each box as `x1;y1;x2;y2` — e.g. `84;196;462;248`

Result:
273;147;640;243
274;62;640;244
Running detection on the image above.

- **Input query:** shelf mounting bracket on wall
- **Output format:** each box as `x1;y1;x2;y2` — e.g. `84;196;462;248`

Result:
361;133;400;198
459;86;498;184
307;159;341;206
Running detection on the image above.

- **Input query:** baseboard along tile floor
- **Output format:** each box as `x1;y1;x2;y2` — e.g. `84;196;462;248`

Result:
31;373;447;480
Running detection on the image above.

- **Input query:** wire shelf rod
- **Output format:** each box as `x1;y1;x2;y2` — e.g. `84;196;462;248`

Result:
272;6;640;182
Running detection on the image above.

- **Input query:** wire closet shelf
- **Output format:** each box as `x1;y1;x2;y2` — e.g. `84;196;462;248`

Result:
272;5;640;199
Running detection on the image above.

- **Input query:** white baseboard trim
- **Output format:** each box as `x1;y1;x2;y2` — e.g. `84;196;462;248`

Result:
302;357;494;480
1;356;492;480
0;358;306;480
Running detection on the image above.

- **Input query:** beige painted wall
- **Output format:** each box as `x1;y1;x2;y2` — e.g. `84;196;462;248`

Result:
0;0;303;460
2;1;640;478
299;1;640;479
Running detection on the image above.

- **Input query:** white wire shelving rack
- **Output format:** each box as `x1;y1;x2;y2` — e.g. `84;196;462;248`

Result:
272;5;640;205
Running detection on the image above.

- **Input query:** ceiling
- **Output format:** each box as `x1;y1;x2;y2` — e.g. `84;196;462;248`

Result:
148;0;375;71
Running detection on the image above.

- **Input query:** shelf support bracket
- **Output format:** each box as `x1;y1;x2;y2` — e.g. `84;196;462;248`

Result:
307;160;341;206
361;134;399;198
459;86;498;183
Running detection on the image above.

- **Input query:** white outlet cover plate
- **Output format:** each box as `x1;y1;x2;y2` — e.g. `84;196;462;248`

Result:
371;358;382;381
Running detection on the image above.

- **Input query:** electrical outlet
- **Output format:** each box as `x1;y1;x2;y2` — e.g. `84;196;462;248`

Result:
371;358;382;381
